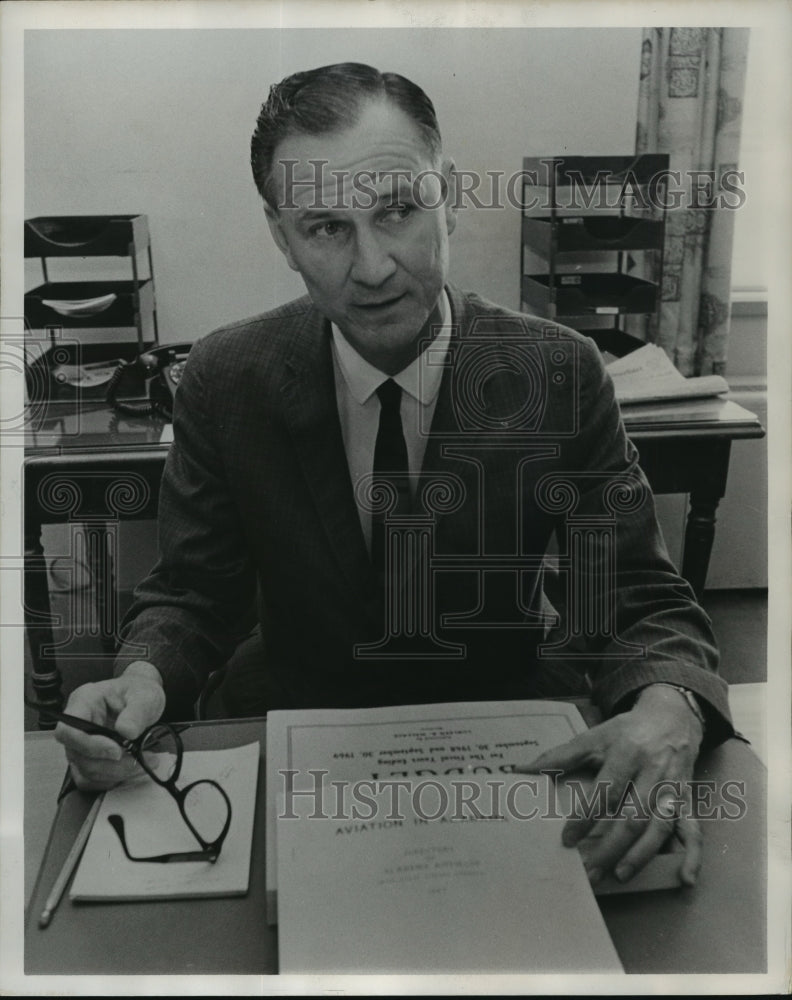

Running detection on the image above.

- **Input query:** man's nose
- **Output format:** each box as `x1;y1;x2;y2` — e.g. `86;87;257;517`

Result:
349;228;398;286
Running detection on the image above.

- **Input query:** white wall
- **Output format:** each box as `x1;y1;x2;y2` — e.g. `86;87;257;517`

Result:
25;28;642;339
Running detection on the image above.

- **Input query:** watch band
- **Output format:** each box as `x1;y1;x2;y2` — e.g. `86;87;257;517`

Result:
652;683;707;730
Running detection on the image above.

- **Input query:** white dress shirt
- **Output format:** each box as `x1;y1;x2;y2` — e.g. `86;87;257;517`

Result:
330;291;453;552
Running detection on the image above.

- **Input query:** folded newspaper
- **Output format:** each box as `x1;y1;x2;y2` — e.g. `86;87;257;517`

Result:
606;343;729;405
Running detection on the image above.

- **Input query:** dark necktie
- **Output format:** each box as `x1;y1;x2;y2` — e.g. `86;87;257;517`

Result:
371;379;410;572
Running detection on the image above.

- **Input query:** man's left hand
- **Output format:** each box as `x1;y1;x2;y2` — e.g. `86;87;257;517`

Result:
515;684;705;887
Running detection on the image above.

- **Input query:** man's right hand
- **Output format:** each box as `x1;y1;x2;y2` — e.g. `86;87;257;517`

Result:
54;661;166;791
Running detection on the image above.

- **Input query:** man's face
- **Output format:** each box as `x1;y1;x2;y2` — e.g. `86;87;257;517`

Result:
266;100;457;374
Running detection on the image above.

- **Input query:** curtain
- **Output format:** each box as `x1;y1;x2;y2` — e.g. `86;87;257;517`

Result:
635;27;749;376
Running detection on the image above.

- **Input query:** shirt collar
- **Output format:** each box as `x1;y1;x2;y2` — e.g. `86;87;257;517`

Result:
331;290;452;406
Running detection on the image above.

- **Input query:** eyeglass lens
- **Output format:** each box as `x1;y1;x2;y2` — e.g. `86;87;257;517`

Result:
138;724;182;783
181;780;232;845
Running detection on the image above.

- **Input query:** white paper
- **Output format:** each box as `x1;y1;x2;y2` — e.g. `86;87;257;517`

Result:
607;343;729;404
266;699;586;921
277;773;623;974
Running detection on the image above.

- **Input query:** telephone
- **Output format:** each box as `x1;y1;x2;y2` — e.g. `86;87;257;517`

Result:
105;343;192;420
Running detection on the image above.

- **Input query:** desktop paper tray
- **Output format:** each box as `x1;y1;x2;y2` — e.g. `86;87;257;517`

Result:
522;216;664;254
25;215;150;257
25;281;154;328
521;273;658;317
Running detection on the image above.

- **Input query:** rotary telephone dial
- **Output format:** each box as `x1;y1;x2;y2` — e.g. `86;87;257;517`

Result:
105;343;191;420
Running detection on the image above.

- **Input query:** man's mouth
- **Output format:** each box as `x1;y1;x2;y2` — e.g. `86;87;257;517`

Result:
353;293;406;311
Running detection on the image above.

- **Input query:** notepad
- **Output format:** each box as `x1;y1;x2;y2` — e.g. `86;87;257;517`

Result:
69;742;259;901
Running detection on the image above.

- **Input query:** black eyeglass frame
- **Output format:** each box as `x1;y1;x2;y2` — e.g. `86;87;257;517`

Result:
26;698;232;864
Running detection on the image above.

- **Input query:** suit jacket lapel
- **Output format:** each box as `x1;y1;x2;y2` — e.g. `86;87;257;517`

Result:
279;307;373;597
422;287;546;551
419;287;481;550
421;284;465;471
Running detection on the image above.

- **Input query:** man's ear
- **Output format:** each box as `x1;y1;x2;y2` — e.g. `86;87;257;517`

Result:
264;206;300;272
442;158;458;237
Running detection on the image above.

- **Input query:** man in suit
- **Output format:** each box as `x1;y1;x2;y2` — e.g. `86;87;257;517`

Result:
57;63;732;887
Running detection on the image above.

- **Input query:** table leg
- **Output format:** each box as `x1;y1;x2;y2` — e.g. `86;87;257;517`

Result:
23;517;63;726
682;490;721;598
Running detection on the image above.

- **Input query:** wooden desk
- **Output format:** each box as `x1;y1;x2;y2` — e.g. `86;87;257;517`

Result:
24;717;766;975
24;404;168;715
620;398;765;597
23;397;764;715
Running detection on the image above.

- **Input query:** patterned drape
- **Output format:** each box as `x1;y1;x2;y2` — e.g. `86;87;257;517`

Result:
635;27;749;376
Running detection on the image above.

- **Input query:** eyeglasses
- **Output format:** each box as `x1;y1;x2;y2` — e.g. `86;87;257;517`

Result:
26;698;232;863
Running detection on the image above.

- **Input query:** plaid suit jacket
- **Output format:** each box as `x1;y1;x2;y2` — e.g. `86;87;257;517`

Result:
117;285;731;738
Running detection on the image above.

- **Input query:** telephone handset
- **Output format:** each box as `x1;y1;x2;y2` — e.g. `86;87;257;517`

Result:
105;343;191;420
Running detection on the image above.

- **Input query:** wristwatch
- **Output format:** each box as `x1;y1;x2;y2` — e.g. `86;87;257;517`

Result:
652;682;707;730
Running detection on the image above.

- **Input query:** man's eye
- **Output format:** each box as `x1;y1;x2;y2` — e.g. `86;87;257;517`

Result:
382;204;414;223
310;221;347;238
